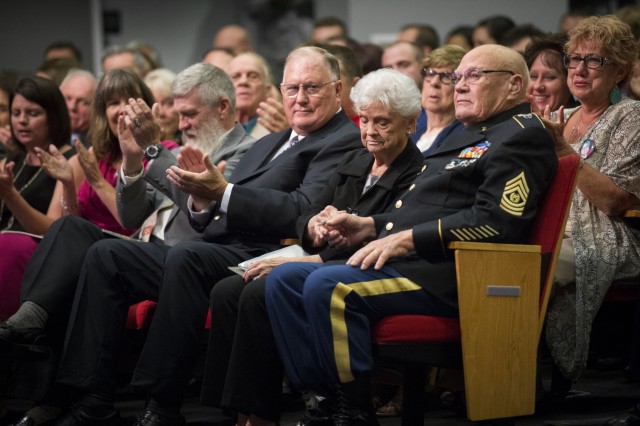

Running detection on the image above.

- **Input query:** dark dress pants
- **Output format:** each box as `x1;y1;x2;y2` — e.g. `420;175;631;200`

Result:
201;275;284;422
56;239;253;406
21;216;108;347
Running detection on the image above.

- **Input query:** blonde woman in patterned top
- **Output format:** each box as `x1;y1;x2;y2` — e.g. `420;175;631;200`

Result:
544;15;640;382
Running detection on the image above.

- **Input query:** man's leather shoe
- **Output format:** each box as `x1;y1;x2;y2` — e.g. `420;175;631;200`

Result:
0;416;36;426
295;391;334;426
0;324;44;344
10;415;37;426
9;412;64;426
0;324;48;359
132;409;186;426
605;404;640;426
52;406;121;426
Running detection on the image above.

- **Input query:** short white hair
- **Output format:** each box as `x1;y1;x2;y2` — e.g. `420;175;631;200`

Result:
350;68;421;118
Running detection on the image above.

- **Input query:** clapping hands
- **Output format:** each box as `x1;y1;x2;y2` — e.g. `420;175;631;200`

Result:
257;98;288;133
74;139;104;188
35;144;74;185
0;160;16;199
166;145;228;210
539;105;575;157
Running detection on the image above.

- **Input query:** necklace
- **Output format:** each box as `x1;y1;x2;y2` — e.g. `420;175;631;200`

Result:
567;109;597;145
0;158;45;230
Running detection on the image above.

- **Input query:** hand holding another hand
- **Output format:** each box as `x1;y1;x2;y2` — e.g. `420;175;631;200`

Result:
306;205;342;247
321;213;376;249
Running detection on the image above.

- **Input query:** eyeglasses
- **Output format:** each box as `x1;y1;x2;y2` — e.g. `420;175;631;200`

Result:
563;54;614;70
449;68;515;86
280;81;337;98
421;68;454;85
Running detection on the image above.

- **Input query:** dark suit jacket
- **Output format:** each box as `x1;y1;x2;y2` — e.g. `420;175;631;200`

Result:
296;141;423;261
373;103;558;308
192;110;362;254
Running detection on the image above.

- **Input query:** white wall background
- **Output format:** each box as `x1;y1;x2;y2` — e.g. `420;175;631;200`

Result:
1;0;94;74
347;0;565;45
0;0;595;79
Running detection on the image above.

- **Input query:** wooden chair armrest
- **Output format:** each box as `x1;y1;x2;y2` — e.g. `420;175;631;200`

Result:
449;241;541;254
623;209;640;218
453;240;540;420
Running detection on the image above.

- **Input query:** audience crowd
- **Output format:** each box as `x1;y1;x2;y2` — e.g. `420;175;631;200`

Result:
1;6;640;426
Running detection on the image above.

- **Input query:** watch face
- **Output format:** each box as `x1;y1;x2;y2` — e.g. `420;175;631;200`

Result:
146;145;160;158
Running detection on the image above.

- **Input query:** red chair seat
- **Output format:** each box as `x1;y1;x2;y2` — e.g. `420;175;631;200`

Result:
126;300;157;329
373;315;460;344
126;301;212;329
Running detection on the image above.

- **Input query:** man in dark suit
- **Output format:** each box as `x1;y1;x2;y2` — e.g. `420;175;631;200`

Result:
50;46;360;426
264;44;559;424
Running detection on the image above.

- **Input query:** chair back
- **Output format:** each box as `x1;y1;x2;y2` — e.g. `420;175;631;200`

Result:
530;154;580;339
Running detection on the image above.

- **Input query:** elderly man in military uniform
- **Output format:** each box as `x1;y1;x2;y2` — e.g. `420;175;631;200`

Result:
264;44;559;425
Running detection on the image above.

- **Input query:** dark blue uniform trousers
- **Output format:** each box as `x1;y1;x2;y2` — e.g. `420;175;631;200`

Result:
264;262;457;390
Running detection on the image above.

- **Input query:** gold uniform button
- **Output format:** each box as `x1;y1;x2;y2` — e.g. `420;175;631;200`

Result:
395;200;403;209
214;215;221;221
409;183;416;191
385;222;394;231
421;165;427;172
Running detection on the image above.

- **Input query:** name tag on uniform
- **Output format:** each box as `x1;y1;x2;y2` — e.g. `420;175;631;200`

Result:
445;158;477;169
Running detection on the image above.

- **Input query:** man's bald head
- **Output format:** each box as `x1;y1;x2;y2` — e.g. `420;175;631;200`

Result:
473;44;529;95
454;44;530;125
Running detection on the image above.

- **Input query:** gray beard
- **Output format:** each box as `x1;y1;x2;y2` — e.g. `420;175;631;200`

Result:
184;119;226;155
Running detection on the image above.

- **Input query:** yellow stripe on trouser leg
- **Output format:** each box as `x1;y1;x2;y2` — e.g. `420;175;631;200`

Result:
330;277;423;383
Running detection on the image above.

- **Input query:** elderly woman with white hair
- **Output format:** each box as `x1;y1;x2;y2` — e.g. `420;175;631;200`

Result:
199;68;424;426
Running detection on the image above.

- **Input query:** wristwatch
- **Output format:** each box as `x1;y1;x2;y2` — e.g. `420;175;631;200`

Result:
144;144;163;160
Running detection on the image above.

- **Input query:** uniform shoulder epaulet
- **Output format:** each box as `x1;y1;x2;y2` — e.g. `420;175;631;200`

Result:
511;113;545;129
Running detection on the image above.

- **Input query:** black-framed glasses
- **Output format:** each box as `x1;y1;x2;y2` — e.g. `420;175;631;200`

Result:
421;68;454;85
449;68;515;86
280;81;337;98
563;54;614;70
